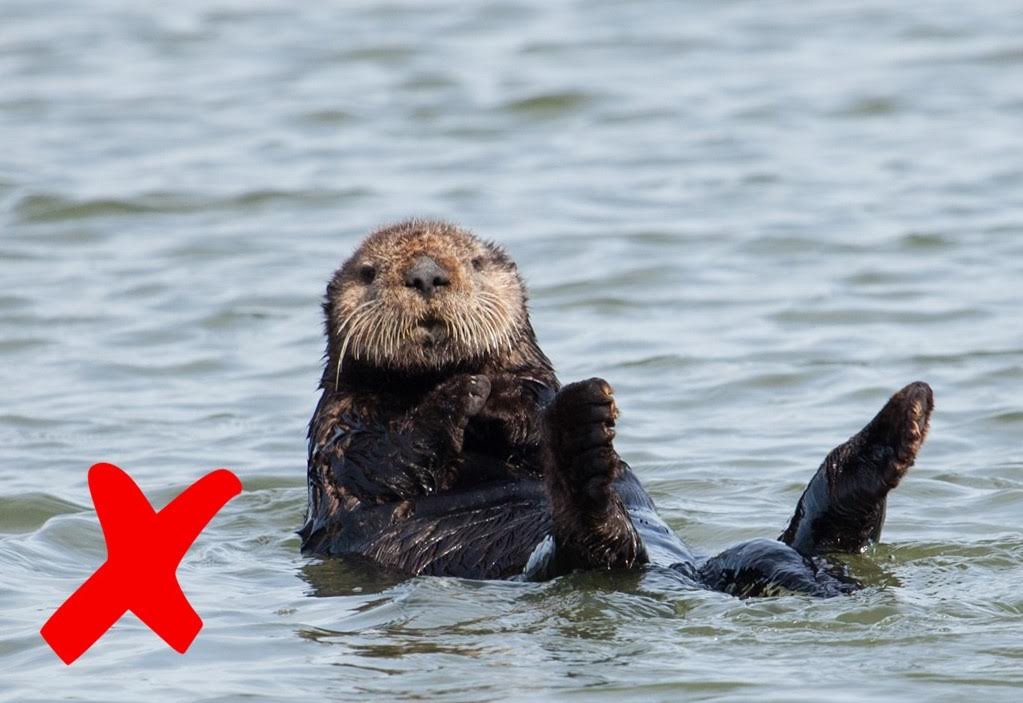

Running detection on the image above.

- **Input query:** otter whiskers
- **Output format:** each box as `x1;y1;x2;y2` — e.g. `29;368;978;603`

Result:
334;298;381;389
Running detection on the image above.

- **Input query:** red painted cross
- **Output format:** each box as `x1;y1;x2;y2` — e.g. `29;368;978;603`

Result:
40;463;242;664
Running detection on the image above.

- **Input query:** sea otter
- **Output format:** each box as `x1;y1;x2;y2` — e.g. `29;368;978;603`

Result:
300;219;933;596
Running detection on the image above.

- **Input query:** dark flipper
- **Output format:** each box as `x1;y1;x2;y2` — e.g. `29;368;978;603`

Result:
780;381;934;556
542;378;648;572
697;539;859;598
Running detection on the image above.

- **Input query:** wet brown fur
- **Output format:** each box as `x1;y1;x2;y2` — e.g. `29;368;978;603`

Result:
302;219;935;594
302;219;645;577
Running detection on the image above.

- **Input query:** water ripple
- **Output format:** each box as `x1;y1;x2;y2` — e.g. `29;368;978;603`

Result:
2;0;1022;701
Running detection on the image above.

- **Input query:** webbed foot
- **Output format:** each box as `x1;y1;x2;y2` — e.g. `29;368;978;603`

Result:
781;381;934;555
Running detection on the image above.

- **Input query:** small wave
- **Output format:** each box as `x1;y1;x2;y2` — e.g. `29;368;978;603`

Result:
0;337;47;353
300;108;358;125
499;91;595;117
13;188;367;223
332;45;420;65
769;306;987;325
0;493;86;534
619;354;697;371
834;96;901;117
898;231;952;250
14;194;164;222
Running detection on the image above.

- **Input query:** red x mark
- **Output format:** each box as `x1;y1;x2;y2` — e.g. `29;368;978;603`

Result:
40;463;242;664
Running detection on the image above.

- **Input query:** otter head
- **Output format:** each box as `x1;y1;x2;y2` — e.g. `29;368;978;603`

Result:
324;220;528;381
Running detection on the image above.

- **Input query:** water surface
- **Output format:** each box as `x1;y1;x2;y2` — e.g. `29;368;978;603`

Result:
2;1;1022;701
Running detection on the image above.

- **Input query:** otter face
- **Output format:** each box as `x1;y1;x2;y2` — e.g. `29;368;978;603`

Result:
326;220;527;375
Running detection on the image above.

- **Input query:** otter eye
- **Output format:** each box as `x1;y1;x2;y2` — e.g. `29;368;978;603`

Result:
358;264;376;284
471;257;484;271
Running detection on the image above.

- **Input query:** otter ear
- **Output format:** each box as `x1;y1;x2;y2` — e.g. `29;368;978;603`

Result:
484;241;514;268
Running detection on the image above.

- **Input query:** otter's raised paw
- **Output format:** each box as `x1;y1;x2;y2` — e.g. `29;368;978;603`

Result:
436;374;492;418
461;375;492;416
412;374;492;451
544;378;621;510
542;378;646;571
546;378;617;454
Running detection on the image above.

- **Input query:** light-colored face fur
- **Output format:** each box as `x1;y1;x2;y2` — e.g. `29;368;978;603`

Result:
326;220;527;377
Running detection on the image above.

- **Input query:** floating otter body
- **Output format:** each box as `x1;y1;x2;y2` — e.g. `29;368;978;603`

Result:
301;220;933;596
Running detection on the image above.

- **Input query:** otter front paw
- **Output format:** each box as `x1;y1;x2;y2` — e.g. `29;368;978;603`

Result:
544;378;621;512
471;372;547;444
542;378;646;571
414;374;492;452
446;374;492;418
546;377;617;459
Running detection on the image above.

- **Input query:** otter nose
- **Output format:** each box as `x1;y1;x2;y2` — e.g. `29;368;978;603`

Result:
404;256;451;297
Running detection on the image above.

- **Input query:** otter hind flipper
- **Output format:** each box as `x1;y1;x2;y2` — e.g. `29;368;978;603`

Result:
780;381;934;556
697;539;860;598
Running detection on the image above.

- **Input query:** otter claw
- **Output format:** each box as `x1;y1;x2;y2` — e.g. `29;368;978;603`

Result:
463;375;491;416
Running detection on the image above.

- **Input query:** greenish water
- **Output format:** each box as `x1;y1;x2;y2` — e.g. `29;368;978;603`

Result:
2;1;1022;701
